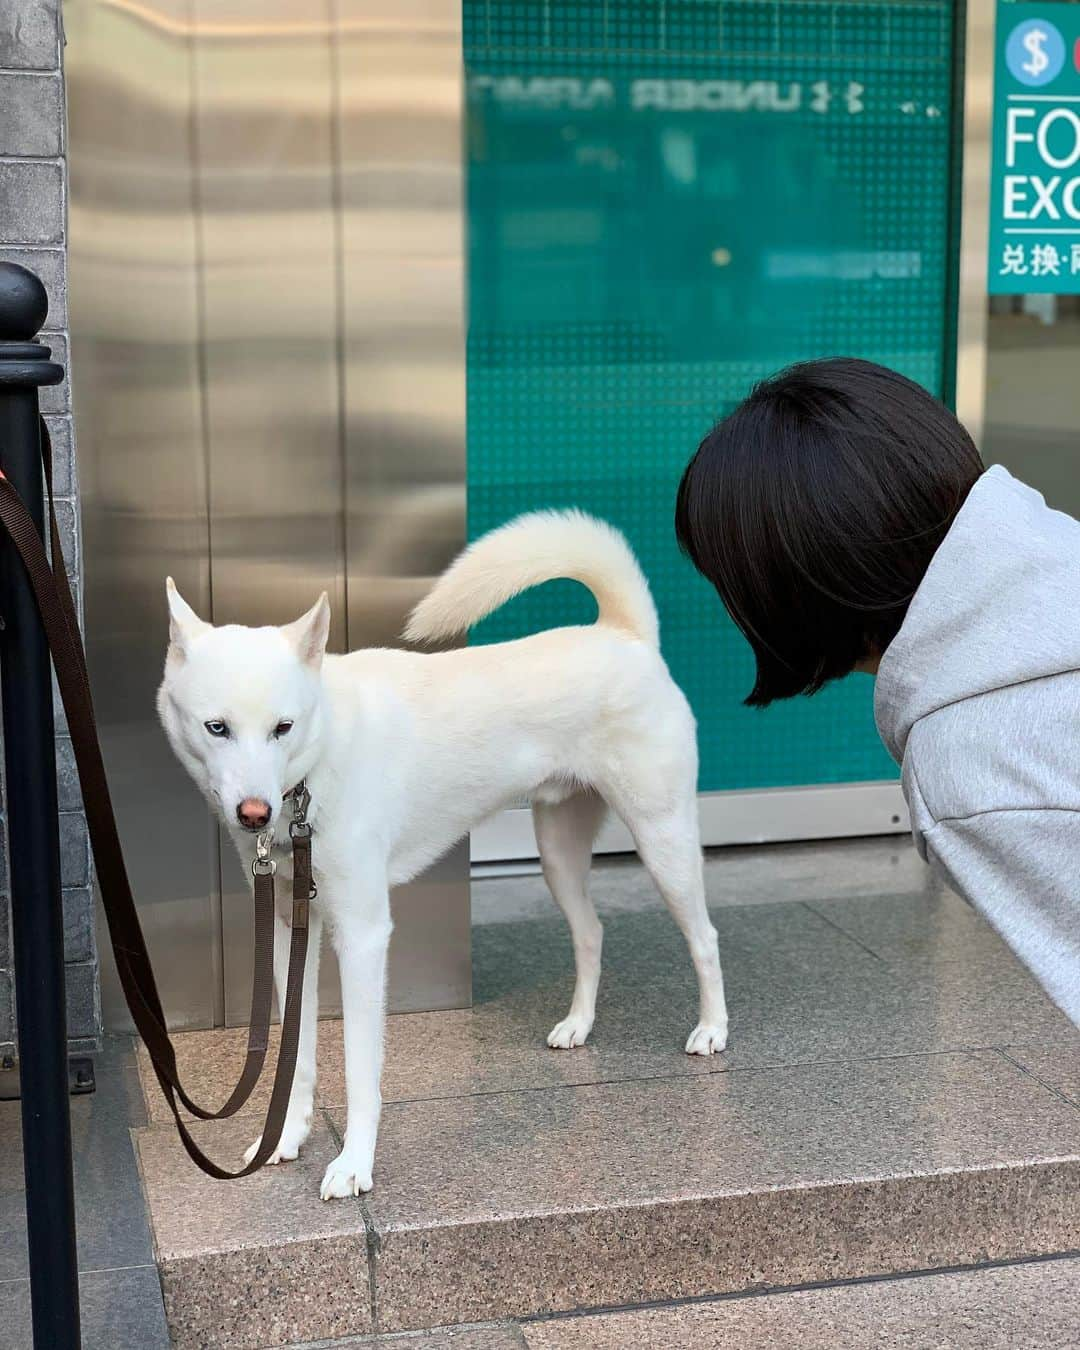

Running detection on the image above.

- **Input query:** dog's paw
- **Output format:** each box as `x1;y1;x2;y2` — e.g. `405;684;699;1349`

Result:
320;1150;373;1200
243;1133;299;1167
685;1021;728;1056
547;1014;593;1049
243;1116;311;1168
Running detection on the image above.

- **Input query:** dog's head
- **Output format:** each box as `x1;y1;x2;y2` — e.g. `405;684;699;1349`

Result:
157;580;330;836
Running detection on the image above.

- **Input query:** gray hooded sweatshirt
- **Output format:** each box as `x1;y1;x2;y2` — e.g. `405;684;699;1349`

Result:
875;465;1080;1027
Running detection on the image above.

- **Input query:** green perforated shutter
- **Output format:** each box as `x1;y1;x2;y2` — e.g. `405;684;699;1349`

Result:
465;0;961;794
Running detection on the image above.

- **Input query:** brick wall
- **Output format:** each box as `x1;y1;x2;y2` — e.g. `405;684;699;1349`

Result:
0;1;98;1055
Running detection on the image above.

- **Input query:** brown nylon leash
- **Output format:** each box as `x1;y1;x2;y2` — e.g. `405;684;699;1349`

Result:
0;420;309;1178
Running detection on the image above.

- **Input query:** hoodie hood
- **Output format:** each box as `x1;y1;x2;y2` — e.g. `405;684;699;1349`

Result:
875;466;1080;763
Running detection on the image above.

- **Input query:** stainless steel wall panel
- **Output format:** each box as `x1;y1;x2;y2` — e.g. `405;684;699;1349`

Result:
336;0;466;643
956;0;992;447
66;0;221;1030
66;0;471;1028
190;1;350;1025
335;0;470;1011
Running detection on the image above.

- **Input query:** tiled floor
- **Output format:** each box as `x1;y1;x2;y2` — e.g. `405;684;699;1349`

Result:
4;837;1080;1348
129;837;1080;1348
0;1037;170;1348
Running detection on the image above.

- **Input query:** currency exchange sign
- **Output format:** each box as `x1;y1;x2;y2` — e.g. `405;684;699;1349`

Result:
990;3;1080;294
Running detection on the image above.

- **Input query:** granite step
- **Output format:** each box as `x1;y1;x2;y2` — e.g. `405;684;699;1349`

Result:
288;1255;1080;1350
131;843;1080;1349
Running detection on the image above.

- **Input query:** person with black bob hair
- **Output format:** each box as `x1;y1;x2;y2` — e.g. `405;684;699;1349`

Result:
676;356;1080;1028
675;358;984;704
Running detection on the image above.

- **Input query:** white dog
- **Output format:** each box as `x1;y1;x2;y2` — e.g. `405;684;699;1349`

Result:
158;511;728;1199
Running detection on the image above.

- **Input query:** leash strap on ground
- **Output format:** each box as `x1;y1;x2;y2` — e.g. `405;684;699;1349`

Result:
0;420;308;1178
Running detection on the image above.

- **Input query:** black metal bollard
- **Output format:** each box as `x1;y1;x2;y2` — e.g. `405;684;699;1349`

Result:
0;263;81;1347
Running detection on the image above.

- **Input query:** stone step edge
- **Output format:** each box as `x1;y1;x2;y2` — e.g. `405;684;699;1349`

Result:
153;1157;1080;1348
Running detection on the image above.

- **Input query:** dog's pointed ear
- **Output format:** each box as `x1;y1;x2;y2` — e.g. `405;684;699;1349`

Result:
281;593;330;669
165;578;210;660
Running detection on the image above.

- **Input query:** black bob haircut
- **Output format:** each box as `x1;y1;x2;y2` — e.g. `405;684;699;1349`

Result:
675;358;984;707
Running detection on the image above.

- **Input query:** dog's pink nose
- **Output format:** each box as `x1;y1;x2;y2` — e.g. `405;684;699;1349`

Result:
237;798;272;830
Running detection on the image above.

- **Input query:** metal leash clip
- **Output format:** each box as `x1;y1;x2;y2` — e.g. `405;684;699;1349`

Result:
252;829;276;877
289;779;312;841
289;779;317;901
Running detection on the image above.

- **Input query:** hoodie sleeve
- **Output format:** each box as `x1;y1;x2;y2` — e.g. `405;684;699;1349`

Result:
924;809;1080;1028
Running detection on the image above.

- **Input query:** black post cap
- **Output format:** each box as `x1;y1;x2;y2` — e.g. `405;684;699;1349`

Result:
0;263;49;342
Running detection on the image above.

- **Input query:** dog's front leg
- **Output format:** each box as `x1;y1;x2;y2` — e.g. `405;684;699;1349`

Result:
320;880;391;1200
243;903;323;1167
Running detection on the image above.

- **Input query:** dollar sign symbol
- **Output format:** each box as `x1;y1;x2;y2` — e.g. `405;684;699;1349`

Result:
1023;28;1049;78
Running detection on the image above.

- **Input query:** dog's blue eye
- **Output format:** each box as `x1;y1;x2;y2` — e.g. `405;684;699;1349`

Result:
273;721;293;739
204;721;229;738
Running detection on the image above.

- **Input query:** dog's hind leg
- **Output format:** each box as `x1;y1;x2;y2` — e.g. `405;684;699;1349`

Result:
534;791;607;1049
623;798;728;1056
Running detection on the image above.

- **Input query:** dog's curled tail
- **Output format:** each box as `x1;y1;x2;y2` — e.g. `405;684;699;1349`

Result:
404;510;660;647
